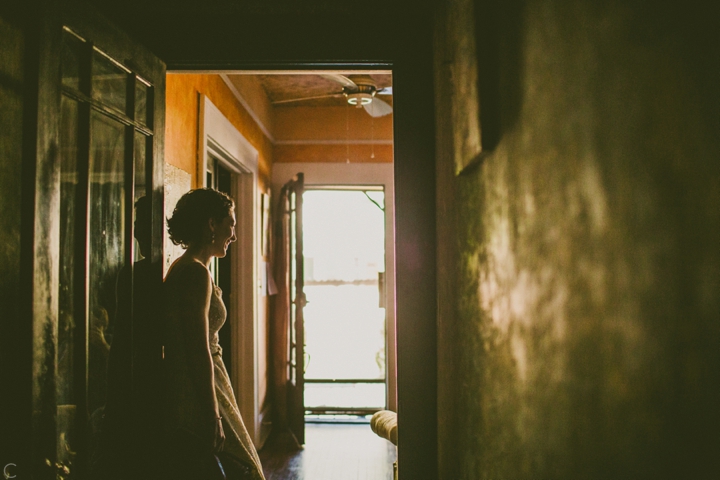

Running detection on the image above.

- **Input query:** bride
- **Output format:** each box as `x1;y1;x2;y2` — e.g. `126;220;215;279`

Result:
163;188;265;480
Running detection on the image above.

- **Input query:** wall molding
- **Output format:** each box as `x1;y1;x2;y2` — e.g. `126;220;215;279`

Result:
275;139;393;145
220;73;276;143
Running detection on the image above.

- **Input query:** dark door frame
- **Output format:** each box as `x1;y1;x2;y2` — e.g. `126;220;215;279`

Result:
176;59;436;479
157;11;438;477
104;6;438;475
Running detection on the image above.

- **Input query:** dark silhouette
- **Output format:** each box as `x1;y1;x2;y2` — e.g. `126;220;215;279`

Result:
90;195;163;480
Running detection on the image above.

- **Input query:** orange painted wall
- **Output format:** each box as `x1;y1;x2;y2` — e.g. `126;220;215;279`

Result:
274;105;393;163
274;144;393;163
165;74;273;188
274;105;393;141
224;75;274;136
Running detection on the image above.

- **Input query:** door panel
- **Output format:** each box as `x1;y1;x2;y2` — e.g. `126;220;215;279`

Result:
28;1;165;477
57;93;81;478
279;173;305;445
87;108;126;421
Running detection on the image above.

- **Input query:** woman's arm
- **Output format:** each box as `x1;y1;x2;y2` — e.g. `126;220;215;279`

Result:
173;262;224;450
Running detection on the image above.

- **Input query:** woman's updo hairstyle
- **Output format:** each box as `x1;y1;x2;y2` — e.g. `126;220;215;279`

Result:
167;188;234;249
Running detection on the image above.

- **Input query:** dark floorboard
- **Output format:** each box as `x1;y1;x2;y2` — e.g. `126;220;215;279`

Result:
259;423;396;480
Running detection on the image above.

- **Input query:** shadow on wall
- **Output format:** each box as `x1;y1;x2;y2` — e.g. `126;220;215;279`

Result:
474;0;526;150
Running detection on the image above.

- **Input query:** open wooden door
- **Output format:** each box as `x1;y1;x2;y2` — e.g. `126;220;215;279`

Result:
22;1;165;477
276;173;306;445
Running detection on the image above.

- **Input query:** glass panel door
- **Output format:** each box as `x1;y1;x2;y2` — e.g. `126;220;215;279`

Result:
52;24;161;478
87;108;126;431
278;173;306;444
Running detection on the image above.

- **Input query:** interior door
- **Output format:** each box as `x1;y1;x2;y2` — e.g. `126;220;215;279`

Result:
28;1;165;478
279;173;306;445
207;156;234;378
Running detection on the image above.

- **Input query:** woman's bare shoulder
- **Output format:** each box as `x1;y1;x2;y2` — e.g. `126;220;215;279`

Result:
165;258;211;293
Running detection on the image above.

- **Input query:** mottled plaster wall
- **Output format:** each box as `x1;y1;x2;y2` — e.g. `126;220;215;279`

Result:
435;0;720;478
0;14;23;326
0;10;25;464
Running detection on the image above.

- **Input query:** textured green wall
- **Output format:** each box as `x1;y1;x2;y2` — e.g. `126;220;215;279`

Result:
0;12;24;318
435;0;720;478
0;8;26;467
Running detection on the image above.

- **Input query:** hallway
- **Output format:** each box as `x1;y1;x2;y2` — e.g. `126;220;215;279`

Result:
260;423;396;480
3;0;720;477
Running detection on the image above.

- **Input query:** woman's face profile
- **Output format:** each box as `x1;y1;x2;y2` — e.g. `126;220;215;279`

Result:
212;210;237;258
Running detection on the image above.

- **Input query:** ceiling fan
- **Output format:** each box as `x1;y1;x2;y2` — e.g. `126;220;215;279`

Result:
273;74;393;118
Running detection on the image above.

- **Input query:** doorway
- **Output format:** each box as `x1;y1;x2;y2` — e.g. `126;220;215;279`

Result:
272;162;397;442
303;187;388;419
207;156;235;377
198;94;264;444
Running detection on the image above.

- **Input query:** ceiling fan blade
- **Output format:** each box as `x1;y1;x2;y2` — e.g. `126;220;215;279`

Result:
376;86;393;95
364;98;393;117
320;74;357;89
273;93;343;105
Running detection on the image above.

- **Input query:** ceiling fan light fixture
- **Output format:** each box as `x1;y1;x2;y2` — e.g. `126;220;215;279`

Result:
347;92;373;106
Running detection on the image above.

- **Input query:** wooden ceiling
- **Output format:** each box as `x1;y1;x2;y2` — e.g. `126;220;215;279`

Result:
227;72;393;108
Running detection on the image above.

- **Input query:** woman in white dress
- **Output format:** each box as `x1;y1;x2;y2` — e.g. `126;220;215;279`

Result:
163;188;265;480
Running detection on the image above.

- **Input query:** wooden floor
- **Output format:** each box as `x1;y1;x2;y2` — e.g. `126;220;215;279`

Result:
259;423;396;480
